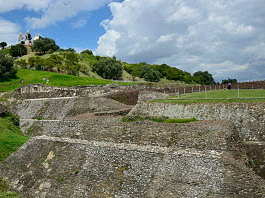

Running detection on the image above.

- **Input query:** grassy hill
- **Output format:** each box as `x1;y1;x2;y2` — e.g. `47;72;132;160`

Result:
17;52;135;81
0;69;134;92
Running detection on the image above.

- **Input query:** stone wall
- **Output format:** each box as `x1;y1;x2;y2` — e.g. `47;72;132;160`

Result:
20;119;240;152
1;136;264;198
130;101;265;141
0;103;7;115
12;97;131;120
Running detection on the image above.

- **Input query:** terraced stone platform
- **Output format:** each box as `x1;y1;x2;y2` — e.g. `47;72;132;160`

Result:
1;91;265;198
12;97;132;120
20;118;240;151
1;136;265;198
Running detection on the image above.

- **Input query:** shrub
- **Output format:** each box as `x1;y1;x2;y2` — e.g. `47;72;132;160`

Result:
15;59;27;69
0;53;16;80
32;37;59;54
10;44;27;57
81;49;93;55
28;57;45;70
143;69;161;82
92;58;123;80
63;52;81;76
193;71;215;85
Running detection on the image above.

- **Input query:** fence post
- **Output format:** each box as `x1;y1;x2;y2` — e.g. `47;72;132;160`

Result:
192;87;194;93
238;84;240;98
199;86;201;93
184;88;186;95
205;87;207;99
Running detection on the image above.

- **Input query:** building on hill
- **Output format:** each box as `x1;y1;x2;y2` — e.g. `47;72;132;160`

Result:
18;32;41;46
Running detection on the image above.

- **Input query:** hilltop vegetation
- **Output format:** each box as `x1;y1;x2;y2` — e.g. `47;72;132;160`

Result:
1;36;216;87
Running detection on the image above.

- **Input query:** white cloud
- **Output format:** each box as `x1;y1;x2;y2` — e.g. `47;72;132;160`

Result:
0;0;51;12
71;19;87;29
0;18;20;44
0;0;113;29
26;0;113;29
96;0;265;81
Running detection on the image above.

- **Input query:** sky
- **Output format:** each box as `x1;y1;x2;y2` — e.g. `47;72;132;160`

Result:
0;0;264;81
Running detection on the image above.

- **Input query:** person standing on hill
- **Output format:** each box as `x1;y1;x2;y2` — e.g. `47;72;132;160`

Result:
227;83;232;90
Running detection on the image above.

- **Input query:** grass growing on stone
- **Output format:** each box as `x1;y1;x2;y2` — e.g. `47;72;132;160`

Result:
121;116;197;123
0;178;19;197
0;115;29;161
0;69;135;92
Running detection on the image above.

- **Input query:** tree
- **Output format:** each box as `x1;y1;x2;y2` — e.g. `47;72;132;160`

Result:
32;37;59;54
92;58;123;80
81;49;93;55
0;53;16;79
143;69;161;82
63;52;81;76
0;42;7;49
28;57;45;70
15;59;27;69
193;71;215;85
221;79;237;84
45;54;63;72
10;44;27;57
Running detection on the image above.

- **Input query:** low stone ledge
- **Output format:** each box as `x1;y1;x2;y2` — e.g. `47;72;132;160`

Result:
130;101;265;142
20;119;240;152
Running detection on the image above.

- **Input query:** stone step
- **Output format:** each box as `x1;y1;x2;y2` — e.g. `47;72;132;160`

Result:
1;136;264;198
20;119;241;152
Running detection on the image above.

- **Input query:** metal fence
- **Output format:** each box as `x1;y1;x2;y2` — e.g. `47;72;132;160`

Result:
143;81;265;99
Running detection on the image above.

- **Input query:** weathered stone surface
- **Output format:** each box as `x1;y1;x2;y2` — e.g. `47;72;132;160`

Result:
1;136;264;198
130;101;265;141
0;103;7;115
12;97;131;120
20;119;240;152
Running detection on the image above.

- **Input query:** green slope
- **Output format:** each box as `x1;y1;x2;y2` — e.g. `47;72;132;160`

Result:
0;69;133;92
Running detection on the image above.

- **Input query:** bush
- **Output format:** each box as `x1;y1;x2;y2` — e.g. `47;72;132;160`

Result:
32;37;59;54
92;58;123;80
81;49;93;55
15;59;27;69
143;69;161;82
28;57;45;70
0;53;16;80
193;71;215;85
63;52;81;76
10;44;27;57
45;54;63;72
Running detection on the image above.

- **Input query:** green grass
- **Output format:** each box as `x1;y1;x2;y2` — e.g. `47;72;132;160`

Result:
0;115;29;161
121;116;197;123
152;98;265;104
153;89;265;104
0;178;19;197
172;89;265;99
0;115;26;197
0;69;135;92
